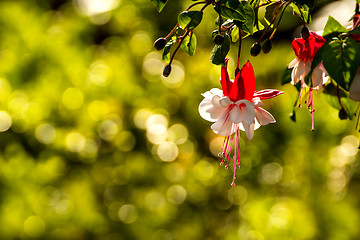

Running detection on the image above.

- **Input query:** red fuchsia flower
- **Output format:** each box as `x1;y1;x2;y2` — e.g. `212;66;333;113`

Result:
199;59;283;186
288;30;328;130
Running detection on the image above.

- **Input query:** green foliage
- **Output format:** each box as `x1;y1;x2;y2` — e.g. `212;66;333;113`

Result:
151;0;168;12
322;16;348;38
322;37;360;91
292;3;311;24
214;0;249;23
163;39;175;63
178;11;203;30
181;32;197;56
322;82;358;120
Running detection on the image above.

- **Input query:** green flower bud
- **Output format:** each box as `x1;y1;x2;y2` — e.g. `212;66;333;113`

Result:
163;64;172;77
338;108;348;120
261;39;272;54
154;38;167;50
301;26;309;40
250;42;261;56
214;34;224;45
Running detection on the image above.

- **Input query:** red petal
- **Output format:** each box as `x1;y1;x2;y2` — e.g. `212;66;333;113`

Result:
253;89;284;100
310;31;325;55
220;58;232;97
229;61;256;102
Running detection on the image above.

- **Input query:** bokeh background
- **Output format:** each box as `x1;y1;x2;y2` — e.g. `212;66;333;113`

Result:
0;0;359;239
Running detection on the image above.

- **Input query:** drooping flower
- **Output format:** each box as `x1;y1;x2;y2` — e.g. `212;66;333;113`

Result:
199;59;283;186
288;30;328;130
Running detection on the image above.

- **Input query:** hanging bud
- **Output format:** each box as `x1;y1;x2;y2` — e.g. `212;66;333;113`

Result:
301;26;309;40
154;38;167;50
338;108;348;120
214;34;225;45
163;64;172;77
261;39;272;54
250;42;261;56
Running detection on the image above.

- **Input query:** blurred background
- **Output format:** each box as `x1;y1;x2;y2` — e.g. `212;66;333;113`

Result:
0;0;359;239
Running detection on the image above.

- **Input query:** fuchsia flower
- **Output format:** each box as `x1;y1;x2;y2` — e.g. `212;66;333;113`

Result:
288;30;328;130
199;59;283;186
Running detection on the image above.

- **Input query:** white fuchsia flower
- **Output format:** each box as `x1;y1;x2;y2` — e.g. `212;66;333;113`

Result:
288;30;328;130
199;59;283;186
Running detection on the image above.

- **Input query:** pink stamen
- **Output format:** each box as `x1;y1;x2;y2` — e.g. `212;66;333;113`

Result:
220;136;230;166
308;88;315;131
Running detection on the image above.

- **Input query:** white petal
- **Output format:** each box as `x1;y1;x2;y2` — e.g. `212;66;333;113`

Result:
252;97;264;107
304;60;311;77
211;110;234;136
241;101;255;125
201;88;222;100
243;122;255;140
255;107;276;126
311;64;324;90
291;65;299;85
211;95;222;107
198;98;227;122
219;97;232;107
288;58;299;68
229;105;243;124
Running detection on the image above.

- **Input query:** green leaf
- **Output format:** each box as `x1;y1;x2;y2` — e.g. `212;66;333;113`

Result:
210;33;230;66
162;39;175;63
322;82;357;120
282;67;293;85
180;32;197;56
178;11;203;30
322;16;348;37
230;26;239;42
238;2;255;35
214;0;246;22
292;3;311;24
322;38;360;91
150;0;168;12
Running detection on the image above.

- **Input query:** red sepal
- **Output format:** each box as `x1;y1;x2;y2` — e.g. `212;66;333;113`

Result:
220;58;232;97
229;61;256;102
253;89;284;100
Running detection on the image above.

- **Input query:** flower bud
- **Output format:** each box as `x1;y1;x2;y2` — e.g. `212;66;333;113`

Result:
338;108;348;120
163;64;172;77
301;26;309;40
154;38;167;50
261;39;272;54
214;34;225;45
250;42;261;56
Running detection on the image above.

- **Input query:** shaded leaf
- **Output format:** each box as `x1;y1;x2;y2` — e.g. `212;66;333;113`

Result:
322;38;360;91
292;3;311;24
322;82;357;120
178;11;203;30
210;33;230;66
180;32;197;56
150;0;168;12
265;2;280;25
282;67;293;85
162;39;175;63
214;0;246;22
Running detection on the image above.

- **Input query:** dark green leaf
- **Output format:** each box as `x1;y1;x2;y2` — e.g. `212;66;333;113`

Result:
322;16;347;38
292;3;311;24
210;33;230;66
238;2;255;34
180;32;197;56
322;38;360;90
178;11;203;30
322;82;357;120
282;67;293;85
214;0;246;22
150;0;168;12
162;39;175;63
293;0;314;8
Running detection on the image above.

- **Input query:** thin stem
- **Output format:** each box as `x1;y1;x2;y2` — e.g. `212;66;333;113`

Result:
237;28;242;69
169;30;191;65
269;1;291;40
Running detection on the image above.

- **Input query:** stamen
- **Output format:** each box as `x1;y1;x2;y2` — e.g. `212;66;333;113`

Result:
308;88;315;131
298;87;303;107
221;136;230;166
